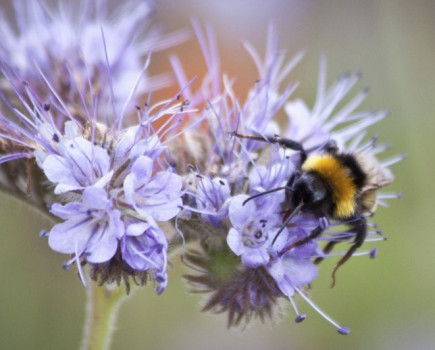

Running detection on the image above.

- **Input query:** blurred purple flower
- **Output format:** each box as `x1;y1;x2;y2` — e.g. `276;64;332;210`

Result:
0;0;188;104
284;58;387;152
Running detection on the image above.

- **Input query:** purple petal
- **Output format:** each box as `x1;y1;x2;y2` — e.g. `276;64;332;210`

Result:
48;215;92;255
50;202;86;219
227;228;245;256
85;210;123;263
126;222;152;237
145;197;182;222
281;258;318;286
108;209;125;240
241;249;270;268
228;195;256;229
86;232;119;264
82;187;109;210
130;155;153;182
43;155;81;193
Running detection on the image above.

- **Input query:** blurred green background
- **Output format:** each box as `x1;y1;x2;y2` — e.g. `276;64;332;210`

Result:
1;0;434;349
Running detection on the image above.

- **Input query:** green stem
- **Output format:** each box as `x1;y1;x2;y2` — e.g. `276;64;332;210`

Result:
80;281;128;350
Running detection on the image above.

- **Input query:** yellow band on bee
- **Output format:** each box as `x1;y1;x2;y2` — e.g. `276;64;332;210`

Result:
302;154;356;218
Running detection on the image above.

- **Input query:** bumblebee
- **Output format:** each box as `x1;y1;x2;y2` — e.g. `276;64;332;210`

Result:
232;132;394;286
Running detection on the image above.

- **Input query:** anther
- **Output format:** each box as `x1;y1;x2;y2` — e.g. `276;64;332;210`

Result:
338;327;351;335
295;314;306;323
39;229;48;238
370;247;378;259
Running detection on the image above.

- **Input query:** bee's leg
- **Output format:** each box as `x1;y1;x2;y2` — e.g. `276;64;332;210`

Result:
274;136;307;162
330;216;367;287
280;217;329;255
314;240;337;265
230;132;307;162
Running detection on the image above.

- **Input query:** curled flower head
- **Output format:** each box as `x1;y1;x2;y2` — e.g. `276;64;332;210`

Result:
183;239;283;328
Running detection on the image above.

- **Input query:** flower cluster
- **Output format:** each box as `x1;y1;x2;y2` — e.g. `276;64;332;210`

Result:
171;24;402;333
0;63;192;292
0;1;402;335
0;0;193;293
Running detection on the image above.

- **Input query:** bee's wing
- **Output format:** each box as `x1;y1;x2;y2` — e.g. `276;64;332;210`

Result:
355;153;394;191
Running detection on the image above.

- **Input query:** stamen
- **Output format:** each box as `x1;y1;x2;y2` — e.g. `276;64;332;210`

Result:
175;215;187;256
39;229;49;238
75;242;87;288
179;205;221;216
130;243;160;270
295;314;307;323
382;153;407;167
338;327;351;335
378;192;403;199
316;247;377;258
294;286;349;334
62;256;76;270
288;295;306;323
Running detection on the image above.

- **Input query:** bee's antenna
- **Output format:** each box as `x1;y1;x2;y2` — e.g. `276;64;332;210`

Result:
242;186;293;206
272;201;304;245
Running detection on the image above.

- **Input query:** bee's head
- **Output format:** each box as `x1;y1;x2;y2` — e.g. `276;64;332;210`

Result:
292;172;330;212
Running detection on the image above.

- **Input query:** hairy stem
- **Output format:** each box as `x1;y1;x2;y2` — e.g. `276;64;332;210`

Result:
80;281;128;350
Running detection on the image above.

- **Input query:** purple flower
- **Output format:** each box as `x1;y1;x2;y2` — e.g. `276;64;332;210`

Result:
284;57;388;152
238;26;302;152
227;195;286;268
267;242;318;299
195;176;230;226
248;159;295;213
48;186;124;263
123;155;182;226
121;223;168;294
42;137;112;194
113;126;164;169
